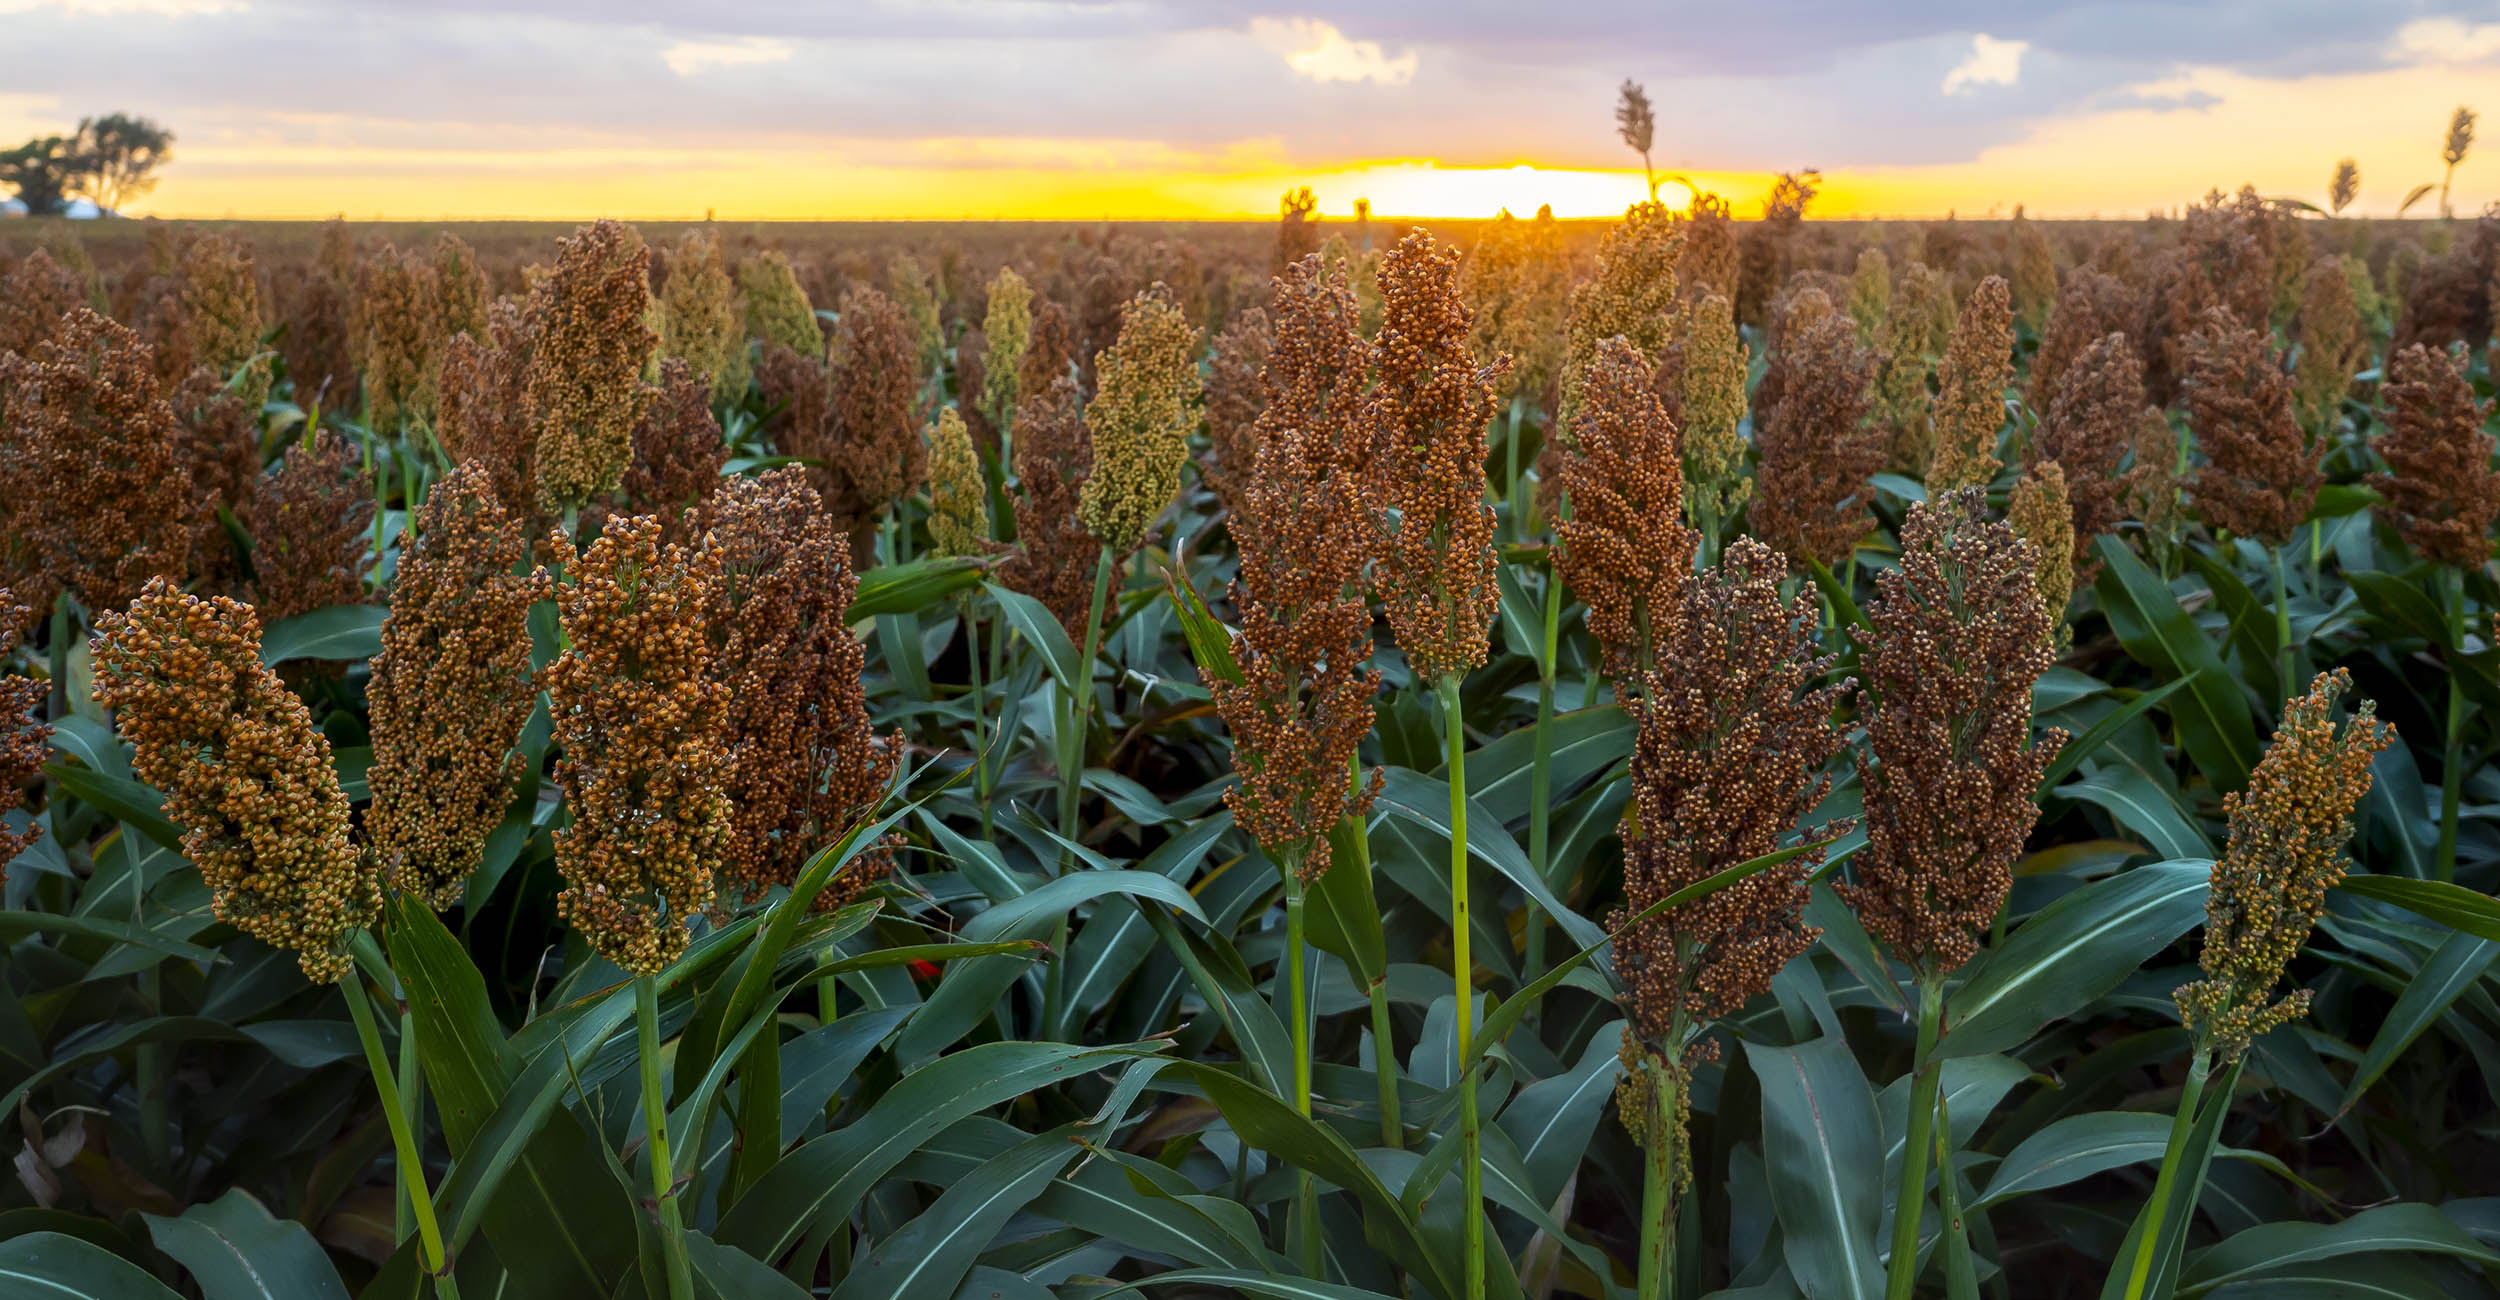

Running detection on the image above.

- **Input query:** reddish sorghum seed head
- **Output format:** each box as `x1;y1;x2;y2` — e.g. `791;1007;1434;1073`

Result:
528;220;657;517
614;358;727;545
0;249;87;358
2365;342;2499;569
1840;489;2067;975
243;430;375;622
1926;275;2015;493
1555;335;1695;688
437;296;542;536
367;462;550;910
2182;306;2320;545
827;285;928;527
2175;670;2390;1062
92;580;378;981
1000;374;1105;638
1200;305;1275;517
0;589;51;881
2030;330;2142;581
2028;265;2143;416
1751;290;1884;571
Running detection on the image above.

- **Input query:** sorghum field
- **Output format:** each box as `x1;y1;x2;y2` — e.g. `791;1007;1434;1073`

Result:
3;193;2500;1300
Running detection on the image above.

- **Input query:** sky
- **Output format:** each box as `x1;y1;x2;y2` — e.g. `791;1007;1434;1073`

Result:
3;0;2497;221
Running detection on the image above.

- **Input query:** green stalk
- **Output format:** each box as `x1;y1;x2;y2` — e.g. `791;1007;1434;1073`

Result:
1885;972;1946;1300
967;606;993;840
2120;1047;2213;1300
2272;546;2293;709
1933;1079;1979;1298
397;1008;422;1244
1522;565;1562;998
1049;549;1117;1024
1437;672;1484;1300
1635;1024;1688;1300
2438;566;2466;884
634;974;696;1300
1504;396;1526;541
343;976;458;1299
1283;856;1321;1274
46;593;69;722
1352;757;1403;1150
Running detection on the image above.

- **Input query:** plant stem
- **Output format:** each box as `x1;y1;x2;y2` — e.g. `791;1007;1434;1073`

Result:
1933;1079;1979;1298
634;974;696;1300
2272;545;2294;709
1635;1029;1687;1300
1283;857;1321;1274
1352;756;1403;1150
342;975;458;1299
1049;549;1117;1025
1438;672;1484;1300
2438;565;2466;884
967;605;993;840
46;593;69;722
397;1007;422;1244
2120;1047;2213;1300
1885;972;1946;1300
1522;565;1562;1000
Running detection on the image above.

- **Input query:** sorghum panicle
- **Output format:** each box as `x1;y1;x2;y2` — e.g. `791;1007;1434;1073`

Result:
827;286;927;528
1927;275;2015;493
0;590;51;879
1679;293;1752;527
1751;290;1884;570
981;267;1035;435
890;254;947;377
616;358;726;544
741;251;824;359
437;297;541;531
0;249;86;357
1556;335;1695;686
1459;207;1569;402
2291;255;2363;434
2182;306;2319;545
2012;216;2056;334
2031;330;2142;578
528;220;657;517
244;430;375;622
2008;459;2077;638
660;228;745;400
1018;297;1074;407
1001;375;1105;637
1561;203;1682;444
1077;286;1201;556
1201;306;1274;516
431;234;491;352
1369;229;1507;684
1677;192;1739;304
2366;342;2500;569
926;404;990;559
367;462;549;909
92;581;378;981
1841;490;2067;974
350;242;442;432
2175;670;2390;1061
1874;261;1951;471
2028;265;2142;416
178;234;267;406
1845;246;1892;342
545;516;732;975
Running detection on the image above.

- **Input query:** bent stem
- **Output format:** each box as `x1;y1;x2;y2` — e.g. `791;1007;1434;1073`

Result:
1438;672;1485;1300
2120;1046;2214;1300
2437;566;2466;884
635;974;696;1300
342;975;458;1299
1885;972;1946;1300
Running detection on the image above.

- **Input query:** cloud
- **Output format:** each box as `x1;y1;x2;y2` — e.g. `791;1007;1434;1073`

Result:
1941;34;2027;94
661;35;793;77
2393;17;2500;63
1251;17;1416;85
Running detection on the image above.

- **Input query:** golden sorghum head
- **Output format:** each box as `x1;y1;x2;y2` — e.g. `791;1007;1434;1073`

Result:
1556;335;1695;687
981;266;1035;435
1840;489;2067;975
2012;216;2056;335
2291;255;2363;436
1001;374;1105;637
1561;203;1683;445
0;249;88;358
741;251;824;359
661;228;744;400
1846;246;1892;342
1678;191;1739;304
2175;670;2390;1061
1276;186;1322;277
2366;342;2500;569
92;580;378;981
367;462;548;909
2330;159;2360;215
2029;266;2142;416
1460;208;1569;402
826;285;927;524
437;296;541;532
0;309;194;628
1874;261;1952;471
2445;105;2477;168
431;234;490;348
1370;229;1506;684
2008;459;2076;639
545;515;731;975
177;235;266;402
2031;331;2141;583
0;589;51;880
529;220;657;517
351;241;442;432
889;254;947;378
1613;536;1848;1043
1751;291;1884;571
1200;305;1274;516
1927;275;2015;493
616;358;726;544
244;429;375;622
1078;286;1200;556
2182;306;2319;545
1679;293;1751;528
701;472;899;907
1213;254;1381;881
926;404;990;559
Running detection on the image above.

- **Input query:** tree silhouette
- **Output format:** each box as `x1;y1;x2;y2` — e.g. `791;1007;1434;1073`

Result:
72;113;174;215
0;136;82;215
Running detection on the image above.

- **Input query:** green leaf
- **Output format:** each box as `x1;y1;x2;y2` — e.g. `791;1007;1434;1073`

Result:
1495;1020;1625;1206
2346;570;2454;649
0;1232;185;1298
1744;1036;1886;1300
849;554;984;620
258;603;387;664
831;1122;1083;1300
43;763;181;855
1456;704;1633;829
2177;1202;2500;1295
2334;873;2500;942
1307;811;1388;984
2037;677;2197;795
1163;570;1242;686
1973;1112;2174;1209
2336;931;2500;1113
1805;556;1871;635
141;1189;348;1300
2092;537;2257;792
2099;1057;2246;1300
1944;860;2211;1059
2056;767;2215;861
0;911;218;964
986;581;1084;693
1093;1271;1406;1300
684;1230;813;1300
2197;1256;2442;1300
1376;765;1605;950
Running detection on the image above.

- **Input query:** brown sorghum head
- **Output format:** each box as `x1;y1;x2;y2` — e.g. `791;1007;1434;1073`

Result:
1556;335;1695;687
0;249;86;358
351;242;442;432
1751;290;1884;571
1460;208;1569;402
1874;261;1953;471
0;309;193;629
529;221;656;517
437;297;541;532
243;430;375;622
367;462;548;909
1213;254;1382;881
1927;276;2015;493
1613;536;1848;1041
981;266;1035;436
702;471;899;907
2291;255;2363;435
2391;224;2498;358
2028;265;2142;416
1078;286;1200;555
1201;306;1275;516
1561;203;1682;445
545;515;731;975
2008;459;2076;639
827;285;927;527
741;251;824;359
92;580;378;981
1369;229;1506;684
167;364;267;585
926;404;990;559
177;235;266;402
431;234;490;352
889;254;947;378
1840;490;2066;975
1678;191;1739;304
661;228;745;401
616;358;726;544
2031;331;2142;578
1001;375;1104;637
2366;342;2500;569
2012;216;2057;334
2175;669;2390;1061
0;589;51;880
2182;306;2319;545
1679;293;1752;529
2128;405;2186;567
1018;297;1074;407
